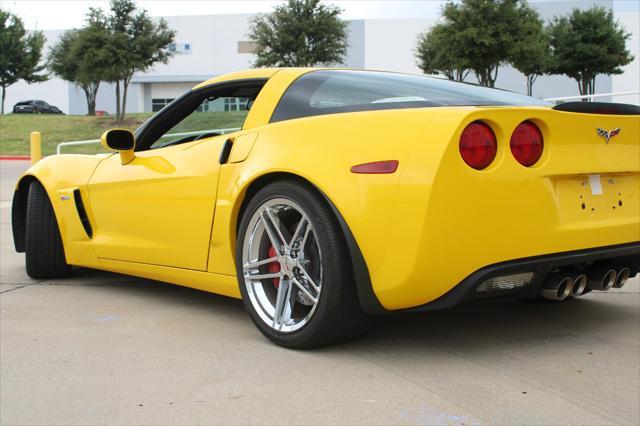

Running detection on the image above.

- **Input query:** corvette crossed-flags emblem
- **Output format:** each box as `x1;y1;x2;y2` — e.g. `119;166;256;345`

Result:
596;127;621;144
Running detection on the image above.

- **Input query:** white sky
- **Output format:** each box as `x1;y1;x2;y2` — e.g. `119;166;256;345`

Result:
2;0;445;30
3;0;638;30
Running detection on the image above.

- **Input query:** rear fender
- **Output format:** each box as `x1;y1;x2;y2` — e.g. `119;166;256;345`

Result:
207;109;440;311
377;106;640;309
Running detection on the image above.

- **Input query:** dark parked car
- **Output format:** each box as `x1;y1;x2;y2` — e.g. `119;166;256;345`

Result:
13;100;64;114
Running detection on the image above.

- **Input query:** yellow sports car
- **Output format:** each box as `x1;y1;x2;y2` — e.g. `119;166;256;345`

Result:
12;68;640;348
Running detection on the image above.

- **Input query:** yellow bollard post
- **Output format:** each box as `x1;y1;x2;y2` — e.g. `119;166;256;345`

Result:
30;131;42;165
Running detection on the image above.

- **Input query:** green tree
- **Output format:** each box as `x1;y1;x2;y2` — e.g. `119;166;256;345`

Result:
0;9;47;114
420;0;543;87
99;0;175;121
548;6;633;96
509;10;549;96
48;12;112;115
416;23;470;81
249;0;348;67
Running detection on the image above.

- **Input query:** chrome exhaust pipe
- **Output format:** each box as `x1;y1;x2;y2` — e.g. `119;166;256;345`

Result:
587;268;616;291
567;273;588;297
539;275;573;301
614;267;631;289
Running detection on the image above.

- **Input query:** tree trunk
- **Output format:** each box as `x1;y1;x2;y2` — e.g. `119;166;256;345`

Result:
455;68;469;82
578;77;586;96
90;82;99;115
477;69;495;87
120;75;131;122
82;87;92;115
476;70;485;86
1;86;6;114
115;80;121;122
81;84;98;116
526;74;538;96
487;66;498;88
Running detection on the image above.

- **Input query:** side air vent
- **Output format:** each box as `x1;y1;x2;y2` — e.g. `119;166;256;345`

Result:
73;189;93;238
552;102;640;115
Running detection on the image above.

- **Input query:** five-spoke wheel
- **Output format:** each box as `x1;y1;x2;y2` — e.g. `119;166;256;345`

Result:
236;180;371;348
242;198;322;332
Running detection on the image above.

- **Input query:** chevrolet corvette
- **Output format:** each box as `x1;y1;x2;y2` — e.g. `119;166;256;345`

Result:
12;68;640;348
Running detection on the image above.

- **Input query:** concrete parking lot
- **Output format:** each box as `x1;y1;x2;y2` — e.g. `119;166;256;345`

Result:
1;160;639;425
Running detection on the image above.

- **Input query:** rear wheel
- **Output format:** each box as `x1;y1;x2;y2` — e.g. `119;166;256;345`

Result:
236;180;371;348
25;181;71;279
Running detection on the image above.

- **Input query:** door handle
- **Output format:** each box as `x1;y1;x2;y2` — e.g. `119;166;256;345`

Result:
219;138;233;164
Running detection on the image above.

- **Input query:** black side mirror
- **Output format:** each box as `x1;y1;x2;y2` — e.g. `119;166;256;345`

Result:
101;129;136;164
101;129;136;151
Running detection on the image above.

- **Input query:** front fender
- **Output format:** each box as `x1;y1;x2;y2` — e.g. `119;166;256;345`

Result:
11;154;106;257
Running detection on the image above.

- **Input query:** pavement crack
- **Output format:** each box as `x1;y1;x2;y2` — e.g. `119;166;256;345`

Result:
0;281;45;294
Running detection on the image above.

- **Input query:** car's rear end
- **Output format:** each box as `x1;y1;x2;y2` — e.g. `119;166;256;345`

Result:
12;102;34;113
375;103;640;310
250;68;638;312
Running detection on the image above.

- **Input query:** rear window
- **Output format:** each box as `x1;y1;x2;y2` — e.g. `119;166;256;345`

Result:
271;70;550;123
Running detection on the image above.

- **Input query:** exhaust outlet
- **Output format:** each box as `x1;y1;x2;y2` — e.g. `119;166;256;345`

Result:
587;268;616;291
567;273;588;297
539;275;573;301
614;267;631;289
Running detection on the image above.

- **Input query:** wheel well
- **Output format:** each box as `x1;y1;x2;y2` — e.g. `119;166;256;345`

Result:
236;172;311;236
12;175;38;252
235;172;388;315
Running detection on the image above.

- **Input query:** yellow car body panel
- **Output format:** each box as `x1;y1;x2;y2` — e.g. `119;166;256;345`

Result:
87;139;224;271
13;68;640;312
208;105;639;310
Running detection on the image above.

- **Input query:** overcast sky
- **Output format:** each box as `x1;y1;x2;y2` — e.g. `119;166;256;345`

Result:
3;0;639;30
3;1;443;30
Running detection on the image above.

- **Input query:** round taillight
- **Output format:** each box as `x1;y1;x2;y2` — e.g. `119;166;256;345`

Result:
459;121;497;170
510;121;543;167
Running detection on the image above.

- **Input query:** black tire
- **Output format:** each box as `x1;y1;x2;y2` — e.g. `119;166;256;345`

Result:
236;180;371;348
25;181;71;279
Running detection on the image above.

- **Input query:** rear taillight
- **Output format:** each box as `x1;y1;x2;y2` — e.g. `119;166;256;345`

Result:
510;121;543;167
459;121;497;170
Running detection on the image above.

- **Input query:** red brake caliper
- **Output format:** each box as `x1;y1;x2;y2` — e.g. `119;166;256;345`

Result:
267;246;281;288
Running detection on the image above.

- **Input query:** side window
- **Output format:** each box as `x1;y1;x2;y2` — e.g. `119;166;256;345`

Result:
151;97;248;149
270;70;550;122
152;98;175;112
135;80;266;152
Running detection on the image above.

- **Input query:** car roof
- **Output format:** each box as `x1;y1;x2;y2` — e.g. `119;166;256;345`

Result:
191;68;323;90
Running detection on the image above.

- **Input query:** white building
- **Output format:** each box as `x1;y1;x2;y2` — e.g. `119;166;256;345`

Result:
4;0;639;115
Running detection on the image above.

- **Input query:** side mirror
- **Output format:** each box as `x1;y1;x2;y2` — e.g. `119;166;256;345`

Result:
101;129;136;165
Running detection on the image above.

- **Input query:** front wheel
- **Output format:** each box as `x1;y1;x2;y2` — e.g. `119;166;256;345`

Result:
236;180;371;348
25;181;71;279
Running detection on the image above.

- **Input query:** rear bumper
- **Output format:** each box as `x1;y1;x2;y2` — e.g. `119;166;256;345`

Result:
403;242;640;313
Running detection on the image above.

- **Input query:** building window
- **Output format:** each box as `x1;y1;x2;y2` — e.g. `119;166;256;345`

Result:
237;41;257;54
195;99;217;113
168;43;192;55
152;98;175;112
223;97;249;112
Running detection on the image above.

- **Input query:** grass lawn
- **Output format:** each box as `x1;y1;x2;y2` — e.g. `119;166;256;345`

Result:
0;111;247;156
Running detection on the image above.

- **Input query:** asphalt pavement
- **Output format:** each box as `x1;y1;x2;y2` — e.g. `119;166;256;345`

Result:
1;160;638;425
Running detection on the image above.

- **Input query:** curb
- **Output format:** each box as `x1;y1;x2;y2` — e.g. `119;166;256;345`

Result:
0;156;31;161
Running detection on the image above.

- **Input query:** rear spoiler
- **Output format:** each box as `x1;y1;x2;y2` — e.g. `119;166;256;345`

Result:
552;102;640;115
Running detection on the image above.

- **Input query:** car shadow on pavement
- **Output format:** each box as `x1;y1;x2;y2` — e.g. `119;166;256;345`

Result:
347;296;637;354
38;266;639;355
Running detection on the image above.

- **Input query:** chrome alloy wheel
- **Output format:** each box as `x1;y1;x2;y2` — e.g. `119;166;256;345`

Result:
242;198;322;333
